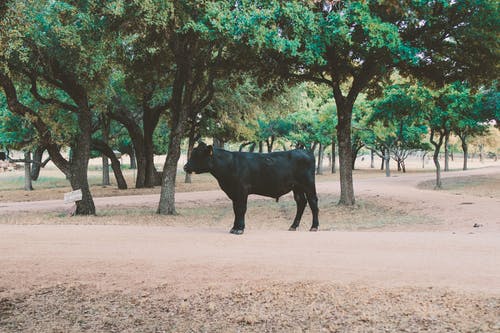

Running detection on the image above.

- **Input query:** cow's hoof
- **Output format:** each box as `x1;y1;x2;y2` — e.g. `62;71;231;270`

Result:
309;227;318;232
230;228;244;235
288;227;297;231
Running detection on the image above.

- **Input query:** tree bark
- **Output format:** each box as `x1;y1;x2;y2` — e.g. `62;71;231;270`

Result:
30;146;50;181
370;149;375;169
336;101;355;205
331;139;336;174
129;147;137;169
108;102;147;188
385;148;391;177
462;142;468;171
158;37;192;215
101;114;111;186
24;151;33;191
91;140;128;190
143;103;162;188
430;129;444;189
316;142;324;175
184;133;196;183
444;132;450;172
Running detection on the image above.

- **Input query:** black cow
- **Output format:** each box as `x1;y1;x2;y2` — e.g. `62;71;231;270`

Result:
184;142;319;234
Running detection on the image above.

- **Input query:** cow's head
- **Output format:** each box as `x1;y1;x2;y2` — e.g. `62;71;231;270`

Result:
183;142;213;174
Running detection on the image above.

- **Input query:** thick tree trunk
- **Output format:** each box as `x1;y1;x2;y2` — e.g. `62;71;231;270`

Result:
72;108;95;215
158;114;186;214
143;105;162;187
158;41;192;215
108;104;147;188
30;146;49;181
24;151;33;191
336;102;355;205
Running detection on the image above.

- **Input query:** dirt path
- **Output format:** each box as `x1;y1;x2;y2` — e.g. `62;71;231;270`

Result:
1;166;499;295
1;224;499;296
1;167;500;332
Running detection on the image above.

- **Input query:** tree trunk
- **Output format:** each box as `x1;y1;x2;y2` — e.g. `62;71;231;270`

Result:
336;101;355;205
385;148;390;177
444;132;450;172
24;151;33;191
185;134;196;183
107;104;146;188
102;114;111;186
31;146;49;181
102;155;110;186
158;41;192;215
91;140;128;190
316;142;323;175
479;144;484;163
430;129;444;189
370;149;374;168
331;138;336;174
129;147;137;169
422;151;427;169
266;135;275;153
71;106;95;215
143;105;162;187
462;143;468;170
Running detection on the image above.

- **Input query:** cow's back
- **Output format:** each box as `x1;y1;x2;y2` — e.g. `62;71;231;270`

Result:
231;149;315;198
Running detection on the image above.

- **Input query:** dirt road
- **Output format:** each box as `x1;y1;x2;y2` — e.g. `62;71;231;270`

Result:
1;224;499;296
1;166;499;332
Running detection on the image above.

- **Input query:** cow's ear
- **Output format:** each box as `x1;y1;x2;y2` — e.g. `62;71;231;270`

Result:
207;145;213;156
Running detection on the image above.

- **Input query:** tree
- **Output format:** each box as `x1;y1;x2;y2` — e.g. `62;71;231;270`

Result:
0;96;38;190
453;83;500;169
210;0;499;205
0;0;119;214
367;84;429;175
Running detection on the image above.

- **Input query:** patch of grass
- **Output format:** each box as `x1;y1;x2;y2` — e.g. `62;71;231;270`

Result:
0;194;435;231
417;174;500;197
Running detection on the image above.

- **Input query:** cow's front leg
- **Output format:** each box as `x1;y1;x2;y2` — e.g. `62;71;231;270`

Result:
230;196;248;235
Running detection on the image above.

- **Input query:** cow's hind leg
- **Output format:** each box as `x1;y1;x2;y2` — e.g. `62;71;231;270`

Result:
306;190;319;231
289;190;307;231
230;196;247;235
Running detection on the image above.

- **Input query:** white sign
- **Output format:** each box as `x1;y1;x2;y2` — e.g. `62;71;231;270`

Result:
64;189;83;204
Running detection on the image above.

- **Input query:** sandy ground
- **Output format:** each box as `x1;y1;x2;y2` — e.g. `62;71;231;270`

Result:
1;165;499;332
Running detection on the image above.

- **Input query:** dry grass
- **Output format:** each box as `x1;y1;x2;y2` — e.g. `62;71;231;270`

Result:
0;194;436;232
417;174;500;198
1;282;498;333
